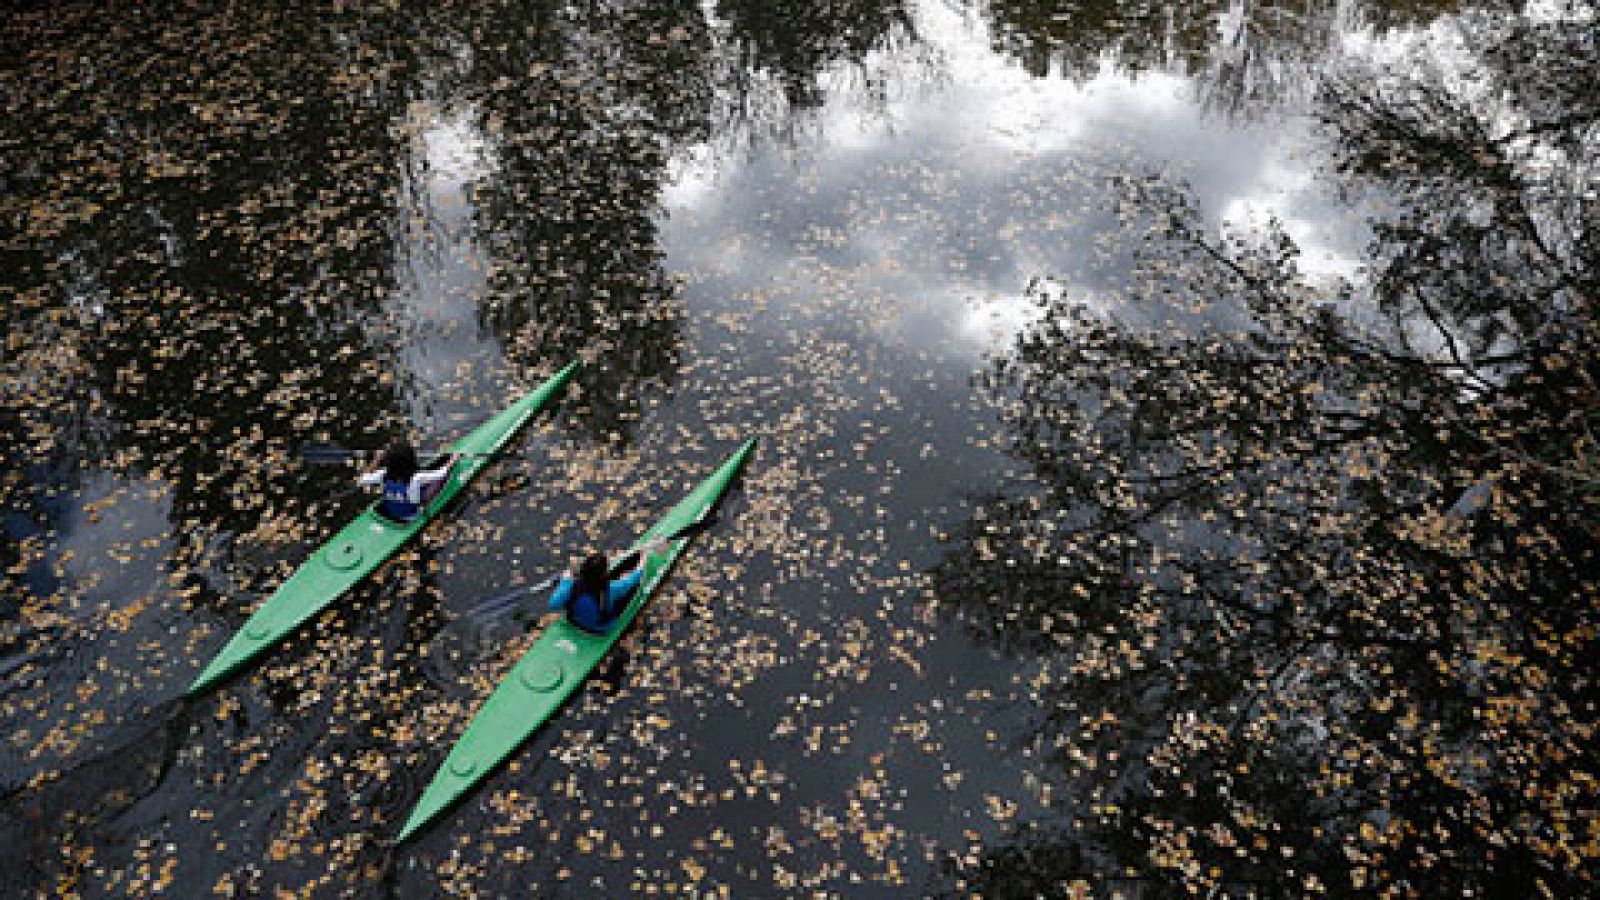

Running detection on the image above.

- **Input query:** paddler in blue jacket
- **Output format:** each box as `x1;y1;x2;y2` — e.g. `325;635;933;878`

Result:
358;442;459;522
548;538;669;633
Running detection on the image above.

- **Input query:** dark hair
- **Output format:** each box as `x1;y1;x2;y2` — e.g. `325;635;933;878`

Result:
381;442;418;483
576;552;611;618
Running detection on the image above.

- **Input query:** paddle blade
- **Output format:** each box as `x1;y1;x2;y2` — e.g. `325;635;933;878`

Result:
461;574;559;619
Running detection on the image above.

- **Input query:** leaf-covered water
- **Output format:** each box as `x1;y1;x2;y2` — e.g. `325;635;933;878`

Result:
3;0;1594;896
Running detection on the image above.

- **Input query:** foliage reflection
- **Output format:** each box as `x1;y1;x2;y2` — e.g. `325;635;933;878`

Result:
938;4;1597;894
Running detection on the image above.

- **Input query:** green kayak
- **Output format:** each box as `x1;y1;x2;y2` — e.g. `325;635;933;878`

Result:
186;362;580;696
396;437;757;843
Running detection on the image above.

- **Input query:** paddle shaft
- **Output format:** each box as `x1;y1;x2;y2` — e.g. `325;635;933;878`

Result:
607;513;720;578
299;444;498;464
467;514;722;618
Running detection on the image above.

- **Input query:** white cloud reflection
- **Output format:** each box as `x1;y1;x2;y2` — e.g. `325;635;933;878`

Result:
664;0;1371;356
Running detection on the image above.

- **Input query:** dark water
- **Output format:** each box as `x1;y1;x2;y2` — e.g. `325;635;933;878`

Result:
4;0;1595;896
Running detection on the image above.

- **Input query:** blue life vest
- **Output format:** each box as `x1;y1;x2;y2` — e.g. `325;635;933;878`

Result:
566;590;611;633
381;478;418;521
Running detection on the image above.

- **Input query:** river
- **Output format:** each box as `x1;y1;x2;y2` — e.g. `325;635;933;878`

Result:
4;0;1594;896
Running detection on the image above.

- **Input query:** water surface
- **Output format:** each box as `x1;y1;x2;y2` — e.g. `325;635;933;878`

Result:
7;0;1589;895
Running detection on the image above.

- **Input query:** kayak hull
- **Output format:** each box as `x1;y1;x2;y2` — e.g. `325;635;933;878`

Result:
395;437;757;843
186;362;580;696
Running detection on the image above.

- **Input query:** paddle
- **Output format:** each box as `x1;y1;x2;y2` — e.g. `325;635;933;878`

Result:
299;443;500;465
300;442;365;465
463;511;724;621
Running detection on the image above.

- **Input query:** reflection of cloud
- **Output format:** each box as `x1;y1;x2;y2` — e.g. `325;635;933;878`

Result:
420;111;490;185
1220;155;1365;284
663;0;1369;355
662;153;719;210
954;287;1043;351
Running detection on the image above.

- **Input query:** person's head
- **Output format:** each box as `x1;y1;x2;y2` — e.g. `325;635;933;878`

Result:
576;552;609;597
381;442;418;482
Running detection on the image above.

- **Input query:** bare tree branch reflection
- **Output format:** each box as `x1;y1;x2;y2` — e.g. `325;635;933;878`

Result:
938;4;1598;894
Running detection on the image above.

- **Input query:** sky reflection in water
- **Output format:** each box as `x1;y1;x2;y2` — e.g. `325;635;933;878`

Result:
665;1;1367;359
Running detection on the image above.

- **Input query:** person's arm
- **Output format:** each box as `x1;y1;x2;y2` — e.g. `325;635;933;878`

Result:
609;537;671;577
547;577;575;612
414;453;460;485
611;568;644;599
407;454;461;503
358;449;388;486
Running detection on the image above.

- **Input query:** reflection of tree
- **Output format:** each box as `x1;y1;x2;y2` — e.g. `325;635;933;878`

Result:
1;4;431;891
713;0;917;127
451;0;923;439
980;0;1457;115
429;0;923;443
937;5;1597;894
983;0;1193;78
424;1;714;444
1321;10;1595;366
1;5;418;570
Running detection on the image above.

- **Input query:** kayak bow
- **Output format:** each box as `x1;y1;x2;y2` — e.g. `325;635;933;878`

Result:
396;437;757;843
186;362;580;696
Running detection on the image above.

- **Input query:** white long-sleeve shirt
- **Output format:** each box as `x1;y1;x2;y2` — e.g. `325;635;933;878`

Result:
356;463;454;501
358;460;456;520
